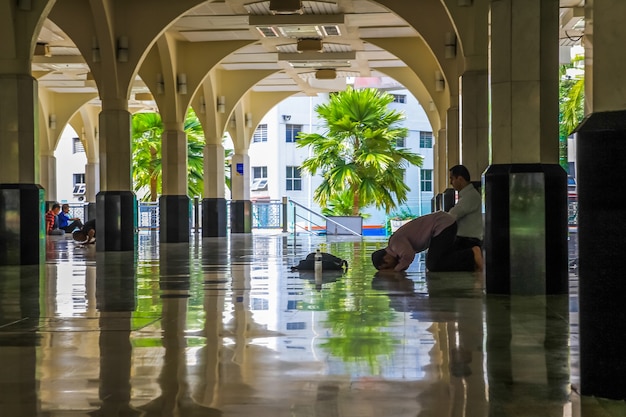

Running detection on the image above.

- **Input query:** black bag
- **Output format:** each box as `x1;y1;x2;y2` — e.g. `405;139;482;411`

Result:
291;252;348;272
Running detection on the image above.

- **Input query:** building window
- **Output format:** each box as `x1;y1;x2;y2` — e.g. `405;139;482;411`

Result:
419;131;433;148
286;124;302;143
73;137;85;153
286;322;306;330
252;166;267;179
251;166;268;191
286;166;302;191
421;169;433;192
391;94;406;103
395;137;406;147
253;124;268;142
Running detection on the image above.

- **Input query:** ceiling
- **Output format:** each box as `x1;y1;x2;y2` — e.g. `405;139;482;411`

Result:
33;0;586;109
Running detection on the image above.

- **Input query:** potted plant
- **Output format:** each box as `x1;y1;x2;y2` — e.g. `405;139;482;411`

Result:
387;206;416;234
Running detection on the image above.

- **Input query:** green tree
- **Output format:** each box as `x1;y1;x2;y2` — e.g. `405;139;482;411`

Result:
132;109;219;201
296;87;423;215
559;55;585;172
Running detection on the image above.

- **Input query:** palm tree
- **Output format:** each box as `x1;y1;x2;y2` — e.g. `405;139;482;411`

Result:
131;109;207;201
559;55;585;172
296;87;423;215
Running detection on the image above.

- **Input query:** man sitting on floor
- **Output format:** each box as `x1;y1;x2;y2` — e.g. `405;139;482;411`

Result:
45;203;65;236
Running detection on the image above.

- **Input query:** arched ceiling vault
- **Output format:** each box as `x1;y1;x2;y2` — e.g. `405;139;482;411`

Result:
33;0;585;140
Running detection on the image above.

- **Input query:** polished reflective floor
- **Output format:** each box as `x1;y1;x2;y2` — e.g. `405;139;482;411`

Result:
0;230;624;416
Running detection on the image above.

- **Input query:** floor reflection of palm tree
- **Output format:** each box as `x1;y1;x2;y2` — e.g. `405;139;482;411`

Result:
309;268;397;372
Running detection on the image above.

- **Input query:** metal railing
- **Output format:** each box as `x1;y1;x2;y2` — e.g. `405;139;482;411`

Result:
67;198;362;236
287;198;362;236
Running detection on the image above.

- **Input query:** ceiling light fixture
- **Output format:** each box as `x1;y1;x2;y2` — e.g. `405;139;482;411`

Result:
117;36;129;62
34;42;51;58
177;73;187;95
92;37;100;63
435;70;445;92
297;39;323;53
217;96;226;113
269;0;303;15
316;68;337;80
444;32;457;59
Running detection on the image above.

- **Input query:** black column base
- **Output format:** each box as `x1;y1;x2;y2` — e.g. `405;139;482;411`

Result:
159;195;190;243
576;110;626;400
230;200;252;233
96;191;137;252
483;163;568;295
442;188;456;211
0;184;44;265
87;202;97;221
202;198;227;237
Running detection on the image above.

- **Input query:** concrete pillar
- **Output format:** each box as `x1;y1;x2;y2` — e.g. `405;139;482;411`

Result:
96;108;136;251
85;162;99;220
460;70;490;179
160;130;190;243
484;0;567;295
0;75;44;265
577;0;626;401
202;143;227;237
230;153;251;233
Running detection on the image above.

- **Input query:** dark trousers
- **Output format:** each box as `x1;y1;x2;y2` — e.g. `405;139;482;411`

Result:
454;236;483;250
426;223;476;272
61;220;83;233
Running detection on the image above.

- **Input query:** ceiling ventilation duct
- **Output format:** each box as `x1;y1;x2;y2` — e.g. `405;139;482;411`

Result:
316;68;337;79
297;39;323;52
270;0;303;15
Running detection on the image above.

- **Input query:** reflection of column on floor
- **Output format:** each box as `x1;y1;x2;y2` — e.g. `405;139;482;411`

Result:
94;252;137;415
450;295;487;416
0;266;41;415
194;274;226;408
485;296;569;415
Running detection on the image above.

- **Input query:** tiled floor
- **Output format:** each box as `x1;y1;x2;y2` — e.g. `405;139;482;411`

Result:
0;230;624;416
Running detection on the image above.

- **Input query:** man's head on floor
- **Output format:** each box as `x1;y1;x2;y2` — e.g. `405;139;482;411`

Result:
371;249;399;271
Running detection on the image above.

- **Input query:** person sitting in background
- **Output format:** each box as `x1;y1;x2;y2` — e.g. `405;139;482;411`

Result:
371;211;482;272
45;203;65;236
72;219;96;244
58;203;84;233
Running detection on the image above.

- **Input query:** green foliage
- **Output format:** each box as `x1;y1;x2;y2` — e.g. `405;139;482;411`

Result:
297;87;423;215
132;109;231;201
559;55;585;172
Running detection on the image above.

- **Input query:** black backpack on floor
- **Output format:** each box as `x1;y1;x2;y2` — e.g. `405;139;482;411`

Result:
291;252;348;272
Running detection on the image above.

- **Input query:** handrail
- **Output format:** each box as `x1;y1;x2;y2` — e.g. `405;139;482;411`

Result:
288;198;362;236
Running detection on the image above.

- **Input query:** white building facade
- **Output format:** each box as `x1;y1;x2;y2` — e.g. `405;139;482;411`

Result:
248;89;435;228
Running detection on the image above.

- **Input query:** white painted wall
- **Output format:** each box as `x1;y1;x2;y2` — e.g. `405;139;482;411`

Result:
54;125;87;204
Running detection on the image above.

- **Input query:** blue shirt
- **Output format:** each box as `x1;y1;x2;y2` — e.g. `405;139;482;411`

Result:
58;211;71;228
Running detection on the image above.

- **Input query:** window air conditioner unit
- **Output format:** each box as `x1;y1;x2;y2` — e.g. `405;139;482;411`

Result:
73;183;86;195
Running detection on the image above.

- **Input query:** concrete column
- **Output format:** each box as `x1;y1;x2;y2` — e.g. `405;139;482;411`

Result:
202;143;227;237
40;154;57;202
0;75;44;265
460;70;490;179
484;0;567;295
96;108;136;251
85;162;99;220
577;0;626;401
160;130;190;243
230;153;251;233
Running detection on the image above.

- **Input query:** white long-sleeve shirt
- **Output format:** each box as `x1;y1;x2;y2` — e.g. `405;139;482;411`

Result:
448;184;483;240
